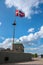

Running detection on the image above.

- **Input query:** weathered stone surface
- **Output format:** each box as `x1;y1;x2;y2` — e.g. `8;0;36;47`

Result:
0;51;32;64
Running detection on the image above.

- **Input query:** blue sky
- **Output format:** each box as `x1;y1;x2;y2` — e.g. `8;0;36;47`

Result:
0;0;43;54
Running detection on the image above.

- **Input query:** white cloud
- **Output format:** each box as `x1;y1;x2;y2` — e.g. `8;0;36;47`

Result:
25;47;39;51
0;38;12;49
26;44;43;51
34;26;43;39
25;44;43;54
39;45;43;48
28;28;34;32
5;0;43;18
0;38;20;49
0;22;2;26
19;26;43;45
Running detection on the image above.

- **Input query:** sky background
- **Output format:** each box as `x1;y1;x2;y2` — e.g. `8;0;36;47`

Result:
0;0;43;54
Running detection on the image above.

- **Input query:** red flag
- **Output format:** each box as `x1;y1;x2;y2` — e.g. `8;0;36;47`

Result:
16;10;25;17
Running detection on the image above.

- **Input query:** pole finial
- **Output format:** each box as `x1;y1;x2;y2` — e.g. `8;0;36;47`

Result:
12;21;16;26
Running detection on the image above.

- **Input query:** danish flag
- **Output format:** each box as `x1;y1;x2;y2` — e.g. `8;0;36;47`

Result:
16;10;25;17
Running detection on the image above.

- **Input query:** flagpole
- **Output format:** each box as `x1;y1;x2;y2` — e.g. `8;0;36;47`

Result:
12;21;16;50
12;9;17;51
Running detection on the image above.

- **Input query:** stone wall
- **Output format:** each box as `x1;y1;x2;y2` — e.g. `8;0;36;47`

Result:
0;51;32;64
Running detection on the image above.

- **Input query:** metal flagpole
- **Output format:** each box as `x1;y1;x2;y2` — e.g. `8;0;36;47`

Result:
12;9;16;50
12;21;16;50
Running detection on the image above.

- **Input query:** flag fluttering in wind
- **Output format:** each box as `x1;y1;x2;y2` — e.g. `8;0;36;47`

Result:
16;10;25;17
